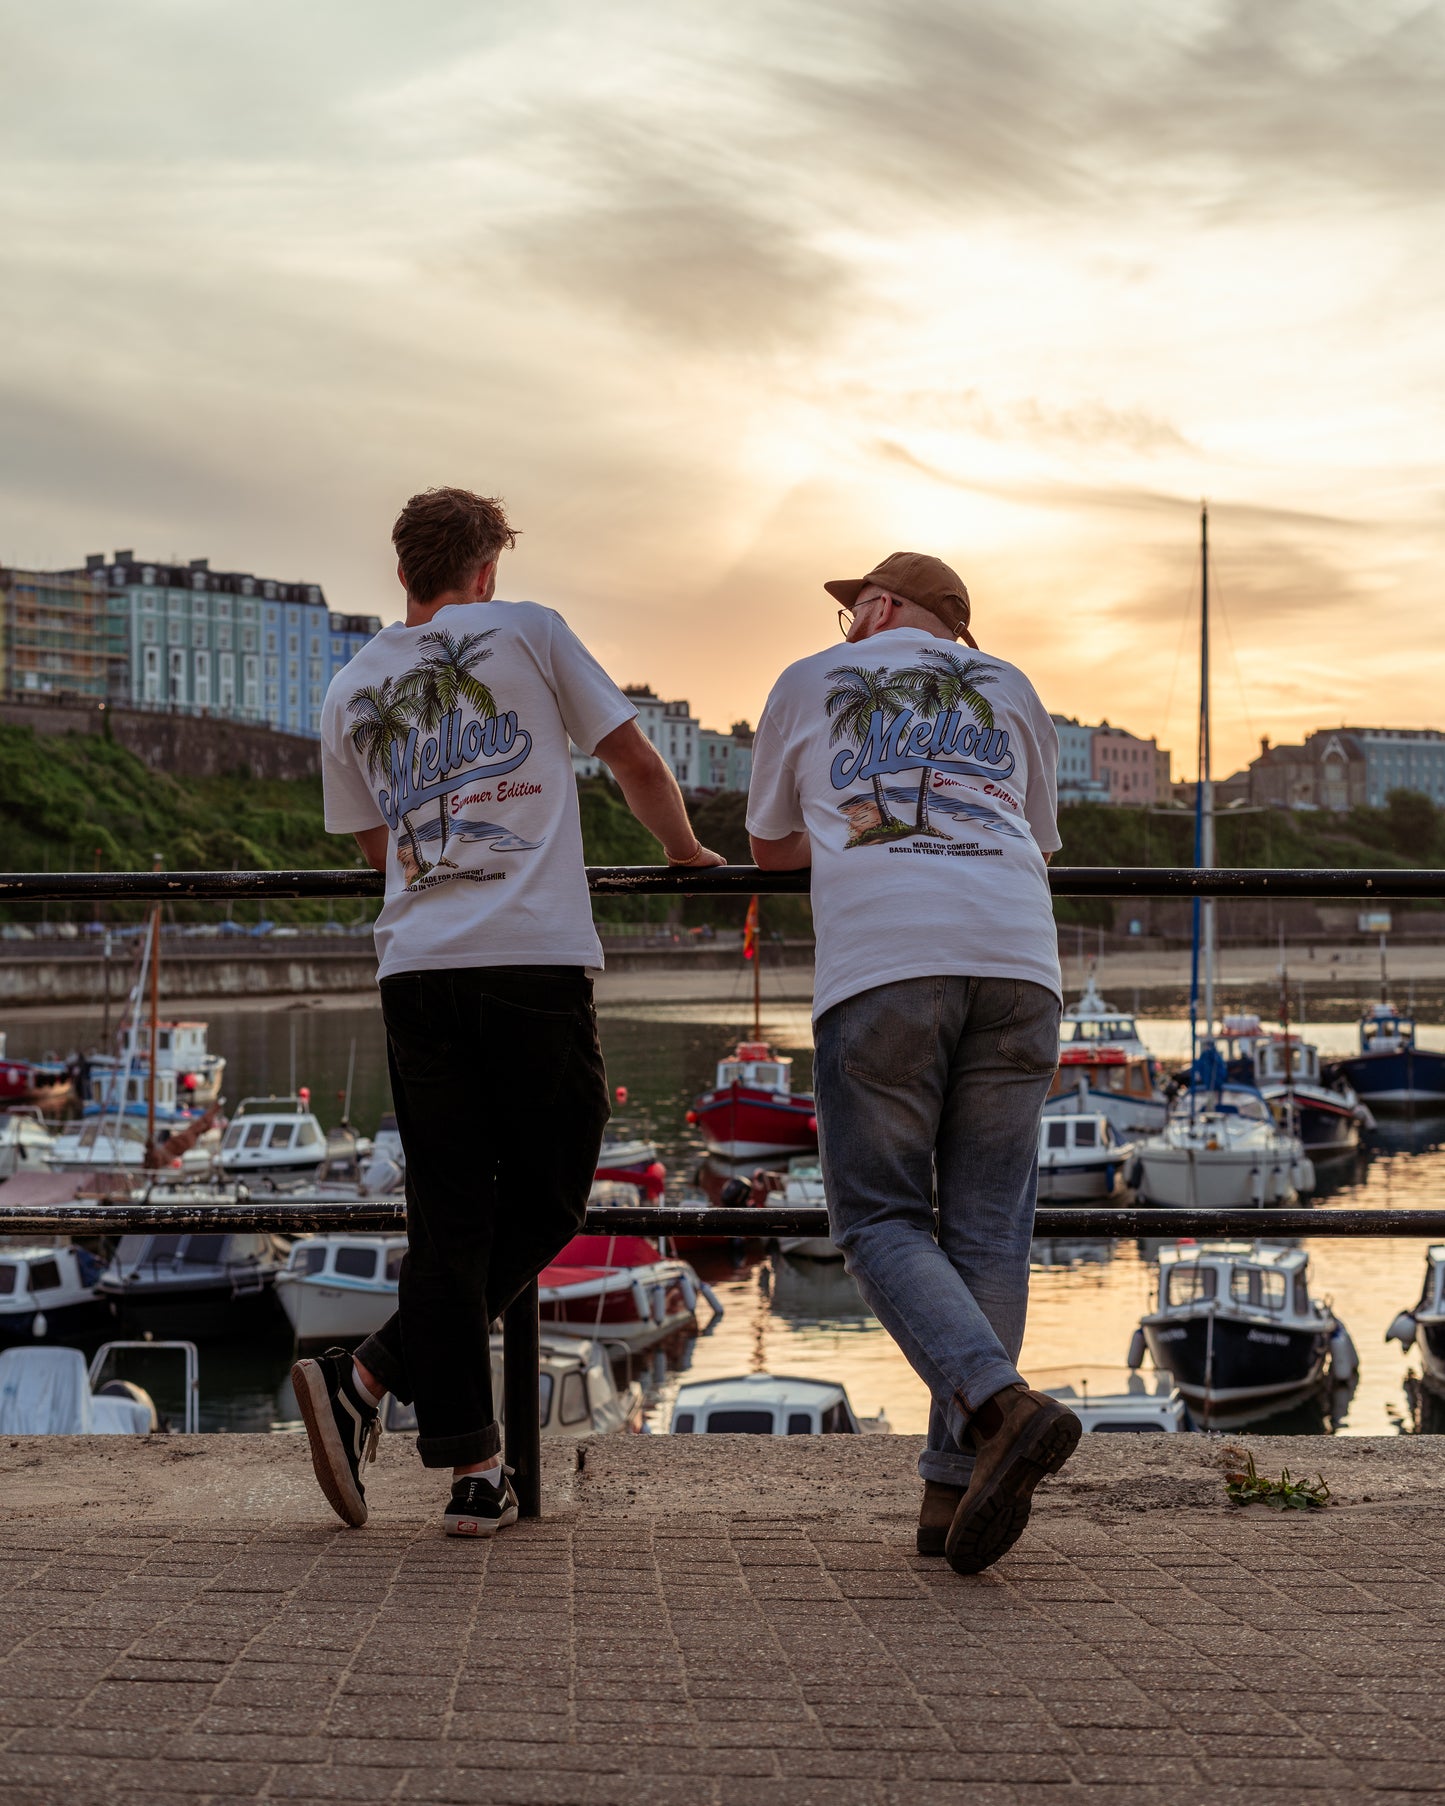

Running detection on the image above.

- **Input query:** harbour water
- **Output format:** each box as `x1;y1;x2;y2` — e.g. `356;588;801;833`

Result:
6;994;1445;1439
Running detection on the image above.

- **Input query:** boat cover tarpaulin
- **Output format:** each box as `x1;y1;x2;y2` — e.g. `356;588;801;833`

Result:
0;1170;131;1208
0;1347;151;1434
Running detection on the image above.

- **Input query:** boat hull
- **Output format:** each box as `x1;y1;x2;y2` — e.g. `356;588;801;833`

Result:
1142;1311;1330;1403
1336;1048;1445;1109
1037;1157;1127;1202
1044;1087;1168;1139
1417;1316;1445;1392
99;1276;286;1341
0;1298;109;1348
691;1085;817;1160
276;1276;395;1345
1135;1146;1298;1208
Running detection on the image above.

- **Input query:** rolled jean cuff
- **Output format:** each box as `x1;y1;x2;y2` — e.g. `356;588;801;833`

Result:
959;1360;1027;1420
416;1420;502;1470
354;1333;410;1405
918;1451;977;1486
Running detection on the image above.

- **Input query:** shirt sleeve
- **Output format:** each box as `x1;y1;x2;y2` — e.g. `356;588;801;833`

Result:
545;611;638;755
1023;689;1062;855
321;676;387;834
745;706;805;840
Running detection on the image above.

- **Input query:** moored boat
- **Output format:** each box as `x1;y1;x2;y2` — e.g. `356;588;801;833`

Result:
669;1372;889;1434
1037;1112;1136;1202
276;1234;407;1344
1386;1244;1445;1395
543;1233;711;1349
1130;1240;1354;1414
383;1332;645;1440
89;1019;225;1109
0;1244;109;1347
1333;1004;1445;1111
97;1231;290;1338
0;1107;56;1180
216;1096;329;1181
1219;1013;1371;1156
1134;1083;1313;1208
688;1042;817;1160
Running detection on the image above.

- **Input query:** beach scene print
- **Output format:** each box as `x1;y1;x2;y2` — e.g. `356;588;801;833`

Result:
347;628;543;888
825;650;1025;848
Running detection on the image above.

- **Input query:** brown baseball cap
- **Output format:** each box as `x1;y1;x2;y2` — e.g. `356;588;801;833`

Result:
824;551;977;647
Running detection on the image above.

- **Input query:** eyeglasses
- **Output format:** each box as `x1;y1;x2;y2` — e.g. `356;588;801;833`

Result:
837;592;894;638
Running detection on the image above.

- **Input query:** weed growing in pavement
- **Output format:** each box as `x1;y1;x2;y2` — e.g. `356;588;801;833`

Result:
1223;1451;1332;1510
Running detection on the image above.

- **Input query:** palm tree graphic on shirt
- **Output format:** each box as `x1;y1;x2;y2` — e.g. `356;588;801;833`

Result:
396;629;499;870
347;676;432;876
825;651;1002;848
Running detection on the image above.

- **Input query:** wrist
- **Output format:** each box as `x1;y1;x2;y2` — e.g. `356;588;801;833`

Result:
665;837;702;865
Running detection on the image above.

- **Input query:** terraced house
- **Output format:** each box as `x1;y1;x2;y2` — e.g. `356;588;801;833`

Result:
64;551;380;739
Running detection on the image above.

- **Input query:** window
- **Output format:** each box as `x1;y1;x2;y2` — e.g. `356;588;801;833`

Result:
673;1412;694;1434
182;1235;227;1264
268;1123;297;1149
298;1244;327;1275
1230;1266;1286;1311
167;619;184;646
384;1244;405;1283
1046;1121;1068;1148
820;1401;854;1434
704;1410;774;1433
1166;1264;1217;1306
29;1259;61;1292
0;1265;15;1295
141;618;158;644
1294;1275;1310;1314
559;1372;589;1425
192;622;207;648
297;1120;323;1148
243;1122;267;1148
786;1413;814;1434
334;1246;378;1281
1075;1120;1097;1147
537;1373;555;1426
288;634;299;654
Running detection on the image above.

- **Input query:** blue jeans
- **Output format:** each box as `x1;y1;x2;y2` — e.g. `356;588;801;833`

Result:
814;975;1060;1487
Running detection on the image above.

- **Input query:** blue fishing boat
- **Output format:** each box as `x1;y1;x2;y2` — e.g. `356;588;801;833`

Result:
1335;1003;1445;1110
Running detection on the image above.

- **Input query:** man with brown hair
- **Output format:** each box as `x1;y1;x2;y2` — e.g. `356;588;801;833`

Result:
297;487;721;1537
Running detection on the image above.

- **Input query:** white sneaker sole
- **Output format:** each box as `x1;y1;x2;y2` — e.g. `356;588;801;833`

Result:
291;1360;369;1528
445;1504;519;1539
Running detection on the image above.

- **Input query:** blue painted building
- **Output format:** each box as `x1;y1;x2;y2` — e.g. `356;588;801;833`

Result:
68;551;380;739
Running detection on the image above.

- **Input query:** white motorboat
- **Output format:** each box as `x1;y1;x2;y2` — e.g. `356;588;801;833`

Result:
1386;1244;1445;1394
1134;1085;1314;1208
216;1097;328;1181
1037;1365;1186;1432
1130;1241;1355;1414
0;1244;109;1346
383;1332;644;1441
1059;974;1152;1059
1037;1113;1136;1202
0;1107;55;1180
276;1234;407;1344
669;1372;890;1434
89;1019;225;1108
1045;1045;1169;1139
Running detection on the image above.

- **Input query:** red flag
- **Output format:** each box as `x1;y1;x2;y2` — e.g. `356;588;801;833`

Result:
743;895;759;962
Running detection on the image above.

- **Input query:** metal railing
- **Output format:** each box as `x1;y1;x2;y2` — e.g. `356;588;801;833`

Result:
3;861;1444;1517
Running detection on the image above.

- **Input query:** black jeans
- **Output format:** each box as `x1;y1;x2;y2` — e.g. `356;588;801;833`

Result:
356;965;609;1468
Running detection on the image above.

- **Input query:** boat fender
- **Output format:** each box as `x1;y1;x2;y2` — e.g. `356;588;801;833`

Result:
30;1312;47;1339
697;1279;724;1320
679;1272;698;1311
1104;1163;1117;1195
629;1279;650;1321
1329;1324;1358;1384
648;1283;666;1324
1126;1326;1146;1371
1385;1311;1417;1351
1125;1155;1142;1190
1293;1157;1316;1195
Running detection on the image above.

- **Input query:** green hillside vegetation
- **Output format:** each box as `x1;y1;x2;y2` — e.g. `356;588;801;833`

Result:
0;721;1436;933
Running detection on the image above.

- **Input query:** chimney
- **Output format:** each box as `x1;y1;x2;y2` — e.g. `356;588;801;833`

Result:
189;557;210;571
85;553;105;570
114;549;134;563
1260;734;1271;756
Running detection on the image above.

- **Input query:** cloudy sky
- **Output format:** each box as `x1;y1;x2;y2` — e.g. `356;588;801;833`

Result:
4;0;1443;777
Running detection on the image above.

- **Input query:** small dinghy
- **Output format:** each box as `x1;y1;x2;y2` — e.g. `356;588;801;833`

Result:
669;1372;889;1435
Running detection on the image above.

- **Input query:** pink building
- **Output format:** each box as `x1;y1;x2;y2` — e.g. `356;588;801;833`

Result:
1092;724;1169;805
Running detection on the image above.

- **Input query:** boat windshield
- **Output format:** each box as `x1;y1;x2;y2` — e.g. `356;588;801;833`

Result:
1166;1265;1217;1306
1363;1014;1414;1050
1229;1266;1286;1311
1061;1018;1137;1043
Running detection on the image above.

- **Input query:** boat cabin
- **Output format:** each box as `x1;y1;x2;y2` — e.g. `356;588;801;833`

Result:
714;1043;792;1095
0;1108;55;1174
669;1373;876;1435
1151;1241;1318;1323
1039;1367;1185;1433
1360;1005;1416;1055
113;1021;211;1070
1060;976;1146;1052
1039;1114;1121;1157
1050;1046;1156;1100
88;1067;182;1116
219;1097;327;1169
285;1235;405;1288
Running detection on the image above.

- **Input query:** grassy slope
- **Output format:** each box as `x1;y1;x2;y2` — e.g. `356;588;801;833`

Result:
0;723;1435;930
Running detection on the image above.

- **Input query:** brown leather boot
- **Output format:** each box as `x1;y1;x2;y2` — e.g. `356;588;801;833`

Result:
944;1384;1081;1576
917;1480;966;1555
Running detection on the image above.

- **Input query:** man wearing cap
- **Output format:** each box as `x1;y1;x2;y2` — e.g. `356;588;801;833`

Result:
746;553;1080;1575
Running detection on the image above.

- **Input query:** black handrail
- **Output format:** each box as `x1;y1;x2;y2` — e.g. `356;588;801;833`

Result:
0;864;1443;901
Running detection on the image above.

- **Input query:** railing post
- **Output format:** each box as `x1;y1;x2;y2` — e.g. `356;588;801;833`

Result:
503;1278;542;1519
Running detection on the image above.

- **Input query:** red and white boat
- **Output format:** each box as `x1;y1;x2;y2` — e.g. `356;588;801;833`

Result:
539;1233;712;1350
688;1042;817;1161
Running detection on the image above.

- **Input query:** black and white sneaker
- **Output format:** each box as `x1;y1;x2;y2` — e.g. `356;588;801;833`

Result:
291;1347;380;1528
444;1469;519;1539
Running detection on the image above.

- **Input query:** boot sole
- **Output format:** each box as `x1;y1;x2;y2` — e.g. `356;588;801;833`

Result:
291;1360;368;1528
945;1407;1081;1576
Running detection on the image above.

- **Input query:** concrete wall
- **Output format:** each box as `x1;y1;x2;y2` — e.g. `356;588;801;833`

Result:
0;949;377;1006
0;698;320;781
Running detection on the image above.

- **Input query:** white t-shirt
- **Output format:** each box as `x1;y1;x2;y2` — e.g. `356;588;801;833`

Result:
746;628;1062;1019
320;600;635;980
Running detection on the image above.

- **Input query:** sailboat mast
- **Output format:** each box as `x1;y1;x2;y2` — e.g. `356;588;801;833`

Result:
752;896;761;1040
1200;504;1216;1037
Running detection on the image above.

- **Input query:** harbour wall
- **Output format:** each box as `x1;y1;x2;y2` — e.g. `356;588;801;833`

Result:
0;696;320;780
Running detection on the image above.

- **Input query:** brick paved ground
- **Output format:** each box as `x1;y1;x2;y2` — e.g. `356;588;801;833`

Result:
4;1433;1445;1804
